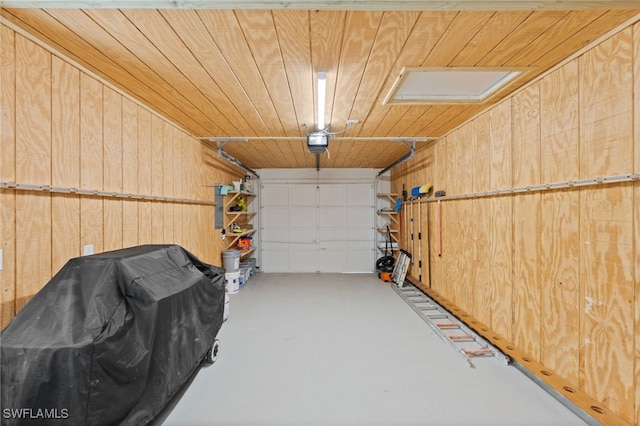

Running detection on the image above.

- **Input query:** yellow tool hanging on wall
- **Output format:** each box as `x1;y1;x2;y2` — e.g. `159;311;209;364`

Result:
410;184;432;198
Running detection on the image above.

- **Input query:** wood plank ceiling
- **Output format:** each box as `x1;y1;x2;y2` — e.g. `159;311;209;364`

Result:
2;3;639;169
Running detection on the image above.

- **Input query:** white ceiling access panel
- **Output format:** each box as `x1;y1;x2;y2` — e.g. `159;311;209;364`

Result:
384;67;528;105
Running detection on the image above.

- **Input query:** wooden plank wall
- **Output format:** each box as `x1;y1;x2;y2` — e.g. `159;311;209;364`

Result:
539;59;581;387
1;24;16;327
634;22;640;426
470;114;492;327
14;33;52;315
512;82;541;360
578;27;635;422
393;23;640;424
0;23;243;328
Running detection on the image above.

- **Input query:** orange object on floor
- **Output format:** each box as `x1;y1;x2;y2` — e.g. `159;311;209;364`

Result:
378;271;392;282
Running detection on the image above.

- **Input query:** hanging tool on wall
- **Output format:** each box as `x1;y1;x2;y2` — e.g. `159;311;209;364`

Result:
410;200;415;266
417;199;422;282
410;184;432;198
394;196;403;258
407;184;431;281
437;201;442;257
425;198;431;288
435;190;446;257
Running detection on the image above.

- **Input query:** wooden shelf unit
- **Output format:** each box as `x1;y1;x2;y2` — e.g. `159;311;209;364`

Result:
239;247;256;259
225;228;256;250
376;192;400;249
224;190;257;252
377;192;398;205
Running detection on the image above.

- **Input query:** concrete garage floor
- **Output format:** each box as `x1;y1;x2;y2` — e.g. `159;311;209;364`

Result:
154;273;585;426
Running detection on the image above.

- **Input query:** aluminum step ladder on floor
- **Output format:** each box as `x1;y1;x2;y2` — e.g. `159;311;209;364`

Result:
391;283;510;368
391;249;411;287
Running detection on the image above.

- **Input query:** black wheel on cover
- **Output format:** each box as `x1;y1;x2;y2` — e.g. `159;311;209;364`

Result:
205;339;220;364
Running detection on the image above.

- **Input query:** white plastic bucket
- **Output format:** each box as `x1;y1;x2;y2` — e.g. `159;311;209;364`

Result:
222;250;240;272
240;260;255;279
225;271;240;294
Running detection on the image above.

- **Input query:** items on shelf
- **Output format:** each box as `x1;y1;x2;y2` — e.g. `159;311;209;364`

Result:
229;195;247;212
221;183;258;293
377;241;399;249
237;237;252;252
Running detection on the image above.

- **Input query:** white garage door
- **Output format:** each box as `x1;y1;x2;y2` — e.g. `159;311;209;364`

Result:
261;183;375;273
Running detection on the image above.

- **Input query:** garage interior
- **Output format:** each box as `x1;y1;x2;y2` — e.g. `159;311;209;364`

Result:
154;273;587;425
1;1;640;425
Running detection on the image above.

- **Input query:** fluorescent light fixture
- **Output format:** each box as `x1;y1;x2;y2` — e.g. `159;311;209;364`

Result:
384;67;528;104
317;71;326;131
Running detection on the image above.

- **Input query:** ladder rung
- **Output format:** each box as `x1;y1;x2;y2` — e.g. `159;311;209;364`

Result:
448;334;474;341
463;348;494;357
436;322;460;329
416;303;436;308
425;313;449;319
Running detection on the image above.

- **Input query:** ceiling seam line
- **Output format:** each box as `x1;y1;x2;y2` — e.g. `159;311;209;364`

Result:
157;9;255;137
94;8;222;134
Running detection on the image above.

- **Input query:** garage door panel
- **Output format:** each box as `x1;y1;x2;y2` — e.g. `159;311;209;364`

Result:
319;249;346;272
347;228;374;241
348;240;373;250
347;206;373;227
262;241;289;251
318;228;344;243
290;249;317;272
347;250;375;273
289;206;317;227
262;207;289;227
289;228;317;243
319;186;345;205
319;206;345;227
347;184;373;206
319;240;344;250
262;249;289;272
262;185;289;206
290;185;317;206
262;228;289;244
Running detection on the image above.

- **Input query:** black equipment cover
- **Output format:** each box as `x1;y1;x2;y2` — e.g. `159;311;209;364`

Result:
0;245;225;425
